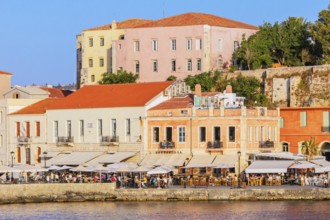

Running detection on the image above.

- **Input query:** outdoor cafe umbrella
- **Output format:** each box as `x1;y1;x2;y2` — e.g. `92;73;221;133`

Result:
13;164;48;172
131;166;153;188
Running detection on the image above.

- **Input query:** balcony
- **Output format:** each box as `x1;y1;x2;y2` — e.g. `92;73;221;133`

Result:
17;136;31;144
159;141;175;151
57;136;74;146
100;136;119;146
259;140;274;152
206;141;223;151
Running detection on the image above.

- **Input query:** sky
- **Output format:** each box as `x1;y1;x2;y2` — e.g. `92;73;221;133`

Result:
0;0;328;86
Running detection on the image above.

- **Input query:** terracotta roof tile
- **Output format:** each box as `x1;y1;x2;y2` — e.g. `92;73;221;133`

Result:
135;12;258;30
48;81;173;110
11;98;63;115
84;19;152;31
40;87;73;98
150;95;194;110
0;70;13;75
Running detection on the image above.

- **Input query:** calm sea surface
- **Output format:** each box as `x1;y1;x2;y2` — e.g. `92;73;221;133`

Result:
0;201;329;220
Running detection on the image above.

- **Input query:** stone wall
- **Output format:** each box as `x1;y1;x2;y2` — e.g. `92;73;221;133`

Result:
231;65;330;107
0;184;329;204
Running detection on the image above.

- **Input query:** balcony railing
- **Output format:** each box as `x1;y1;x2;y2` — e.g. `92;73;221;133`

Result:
159;141;175;150
101;136;119;145
207;141;223;150
259;140;274;149
17;136;31;143
57;136;74;145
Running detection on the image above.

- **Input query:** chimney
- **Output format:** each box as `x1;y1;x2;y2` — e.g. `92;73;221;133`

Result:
195;84;201;97
226;84;232;93
112;20;117;29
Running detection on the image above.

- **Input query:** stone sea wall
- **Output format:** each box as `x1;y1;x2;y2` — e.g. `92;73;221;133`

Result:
0;183;329;204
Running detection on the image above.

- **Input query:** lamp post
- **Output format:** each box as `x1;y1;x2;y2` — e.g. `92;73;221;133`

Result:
10;151;14;182
43;151;47;168
237;151;241;188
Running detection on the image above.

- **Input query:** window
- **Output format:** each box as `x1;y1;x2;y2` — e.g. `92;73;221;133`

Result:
134;40;140;52
89;58;93;67
260;126;264;142
80;120;84;137
282;143;289;152
153;60;158;72
91;75;95;82
165;127;173;141
171;59;176;72
218;39;223;50
16;122;20;136
100;37;104;46
199;127;206;142
274;127;277;142
54;121;58;138
217;58;223;70
300;112;307;127
228;126;235;142
26;148;31;165
187;59;192;71
112;119;116;137
67;120;72;137
254;126;258;143
267;126;271;140
153;127;160;142
248;126;252;143
178;127;186;143
152;39;158;51
98;119;103;136
13;93;20;99
186;38;192;50
99;58;104;67
36;121;40;137
26;121;30;137
171;39;176;50
126;119;130;135
89;38;93;47
196;38;202;50
234;41;239;51
197;59;202;71
214;127;221;142
135;61;140;73
199;167;206;174
323;111;330;132
280;118;284;128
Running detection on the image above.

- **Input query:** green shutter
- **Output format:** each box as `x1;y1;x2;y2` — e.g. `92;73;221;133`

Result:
300;112;307;127
280;118;284;128
323;111;330;132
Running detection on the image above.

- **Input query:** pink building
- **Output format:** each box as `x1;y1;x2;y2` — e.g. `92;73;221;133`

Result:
113;12;258;82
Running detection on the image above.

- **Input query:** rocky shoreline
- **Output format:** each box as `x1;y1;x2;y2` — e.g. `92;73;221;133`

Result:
0;183;329;204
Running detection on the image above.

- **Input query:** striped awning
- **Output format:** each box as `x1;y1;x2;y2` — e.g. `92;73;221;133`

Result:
185;155;216;168
139;154;188;167
50;152;103;166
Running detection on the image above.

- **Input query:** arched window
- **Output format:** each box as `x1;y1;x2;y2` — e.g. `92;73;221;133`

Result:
282;142;289;152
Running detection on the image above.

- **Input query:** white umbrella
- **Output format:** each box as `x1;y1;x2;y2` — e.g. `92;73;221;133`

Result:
48;165;62;171
148;166;170;175
13;164;48;172
56;165;73;171
0;165;21;173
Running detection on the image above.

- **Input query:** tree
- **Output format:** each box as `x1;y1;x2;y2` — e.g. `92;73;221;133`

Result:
166;75;177;81
98;70;139;84
185;71;221;92
301;137;319;161
310;5;330;64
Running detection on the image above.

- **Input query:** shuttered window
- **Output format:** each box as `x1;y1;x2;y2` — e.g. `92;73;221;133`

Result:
36;121;40;137
300;112;307;127
323;111;330;132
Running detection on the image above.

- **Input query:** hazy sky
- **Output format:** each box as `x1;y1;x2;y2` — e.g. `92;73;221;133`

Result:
0;0;328;86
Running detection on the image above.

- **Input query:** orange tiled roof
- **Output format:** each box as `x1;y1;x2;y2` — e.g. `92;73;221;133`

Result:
11;98;63;115
84;18;152;31
47;81;173;110
40;87;72;98
135;12;258;30
150;95;194;110
0;70;12;75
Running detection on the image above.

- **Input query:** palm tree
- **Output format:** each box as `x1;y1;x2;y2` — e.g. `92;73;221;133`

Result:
301;137;319;161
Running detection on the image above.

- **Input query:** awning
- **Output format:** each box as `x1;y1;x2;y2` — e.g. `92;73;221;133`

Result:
311;159;330;173
85;152;137;167
139;154;188;167
289;161;318;169
185;155;216;168
245;160;294;174
13;164;48;172
212;155;236;168
254;152;304;160
50;152;103;166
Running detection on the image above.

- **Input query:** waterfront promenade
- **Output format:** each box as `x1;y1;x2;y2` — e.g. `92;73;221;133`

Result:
0;183;329;204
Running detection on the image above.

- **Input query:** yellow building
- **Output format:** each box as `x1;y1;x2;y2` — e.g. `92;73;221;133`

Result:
76;19;151;88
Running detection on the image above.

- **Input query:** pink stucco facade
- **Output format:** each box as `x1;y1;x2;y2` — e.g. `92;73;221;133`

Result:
113;25;257;82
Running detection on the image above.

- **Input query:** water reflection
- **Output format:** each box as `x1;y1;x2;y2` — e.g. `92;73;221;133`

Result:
0;201;329;220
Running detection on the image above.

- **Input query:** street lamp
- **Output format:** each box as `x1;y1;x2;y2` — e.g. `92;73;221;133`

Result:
43;151;48;168
237;151;241;188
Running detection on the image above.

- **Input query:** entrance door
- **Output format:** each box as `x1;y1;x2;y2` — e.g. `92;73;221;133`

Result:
321;142;330;161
